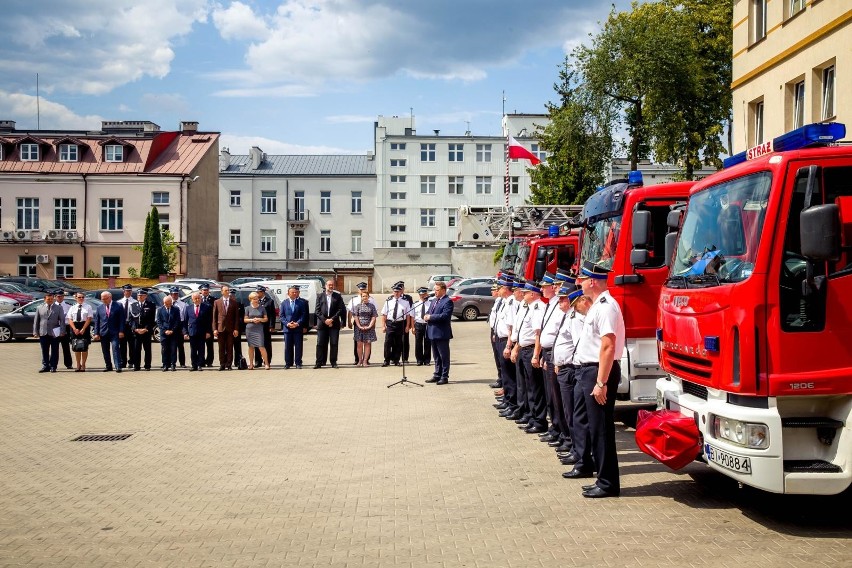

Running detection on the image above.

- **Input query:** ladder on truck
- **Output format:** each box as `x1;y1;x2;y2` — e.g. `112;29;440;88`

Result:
457;205;583;244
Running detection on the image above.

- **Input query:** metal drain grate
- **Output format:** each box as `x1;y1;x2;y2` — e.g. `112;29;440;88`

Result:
71;434;133;442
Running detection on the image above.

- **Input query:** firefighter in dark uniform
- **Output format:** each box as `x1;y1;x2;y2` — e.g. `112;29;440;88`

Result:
131;288;157;371
118;284;138;369
200;284;216;367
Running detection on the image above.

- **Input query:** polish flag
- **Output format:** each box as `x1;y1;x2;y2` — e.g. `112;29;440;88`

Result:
508;136;541;165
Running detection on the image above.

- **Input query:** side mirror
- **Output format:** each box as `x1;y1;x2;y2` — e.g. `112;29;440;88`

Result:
801;204;840;261
630;248;649;266
664;233;678;268
632;210;652;248
667;209;683;229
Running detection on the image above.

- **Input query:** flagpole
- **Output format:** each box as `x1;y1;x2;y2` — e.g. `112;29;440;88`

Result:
503;91;509;210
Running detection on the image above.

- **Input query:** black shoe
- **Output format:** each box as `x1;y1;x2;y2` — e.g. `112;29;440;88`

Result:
425;377;439;383
50;368;57;373
296;365;302;369
562;469;594;479
540;433;559;443
145;367;150;371
381;362;390;367
560;454;580;465
436;379;448;385
498;409;515;418
162;367;168;372
190;367;198;372
514;417;528;425
115;369;122;373
313;365;322;369
582;486;619;498
547;439;564;447
103;368;113;372
394;362;401;366
38;368;49;373
493;402;509;409
489;381;502;389
219;367;226;371
524;425;547;434
285;366;291;370
171;367;176;372
582;483;598;492
331;364;339;369
555;443;573;453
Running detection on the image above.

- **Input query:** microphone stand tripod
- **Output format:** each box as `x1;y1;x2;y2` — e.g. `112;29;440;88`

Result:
387;301;425;388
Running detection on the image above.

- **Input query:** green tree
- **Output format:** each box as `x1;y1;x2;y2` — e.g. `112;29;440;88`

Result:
161;229;178;274
140;211;152;278
145;207;166;278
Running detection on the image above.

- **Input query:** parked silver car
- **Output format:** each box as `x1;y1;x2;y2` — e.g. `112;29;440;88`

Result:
449;285;496;321
0;298;103;342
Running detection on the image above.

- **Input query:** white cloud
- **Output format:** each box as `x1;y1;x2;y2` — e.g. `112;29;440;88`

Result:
212;1;270;41
220;133;359;155
0;90;103;130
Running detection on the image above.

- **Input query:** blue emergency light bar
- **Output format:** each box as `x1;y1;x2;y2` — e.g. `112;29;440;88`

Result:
628;170;643;186
723;122;846;168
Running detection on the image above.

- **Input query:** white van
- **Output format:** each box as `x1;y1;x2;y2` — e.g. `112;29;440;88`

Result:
238;279;321;328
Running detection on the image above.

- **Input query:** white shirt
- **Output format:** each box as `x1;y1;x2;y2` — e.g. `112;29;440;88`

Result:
381;296;411;323
494;296;513;338
348;295;377;313
513;298;545;347
538;300;563;349
412;297;434;324
553;308;583;366
573;290;626;365
67;302;93;325
488;297;502;328
172;298;187;321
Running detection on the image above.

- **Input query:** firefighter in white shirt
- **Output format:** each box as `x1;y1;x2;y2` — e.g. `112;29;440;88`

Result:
509;282;548;433
534;273;570;450
504;280;529;422
411;286;433;366
381;282;411;366
493;278;521;419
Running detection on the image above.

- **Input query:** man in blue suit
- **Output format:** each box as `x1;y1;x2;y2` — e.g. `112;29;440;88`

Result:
93;290;125;372
183;292;212;371
280;285;310;369
157;295;183;371
425;281;453;385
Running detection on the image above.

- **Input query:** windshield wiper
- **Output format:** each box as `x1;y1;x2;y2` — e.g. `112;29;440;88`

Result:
666;275;689;289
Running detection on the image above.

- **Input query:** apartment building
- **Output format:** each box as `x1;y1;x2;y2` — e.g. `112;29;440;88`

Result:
218;147;376;280
733;0;850;152
0;120;220;279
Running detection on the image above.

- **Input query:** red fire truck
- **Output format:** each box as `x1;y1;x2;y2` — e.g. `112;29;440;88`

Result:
655;122;851;494
578;174;695;403
511;230;580;283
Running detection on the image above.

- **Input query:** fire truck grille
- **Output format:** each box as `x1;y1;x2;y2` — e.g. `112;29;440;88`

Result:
681;380;709;401
783;460;842;473
664;350;712;380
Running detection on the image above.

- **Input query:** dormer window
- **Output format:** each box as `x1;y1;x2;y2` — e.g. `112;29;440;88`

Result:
59;144;79;162
20;143;39;161
105;144;124;162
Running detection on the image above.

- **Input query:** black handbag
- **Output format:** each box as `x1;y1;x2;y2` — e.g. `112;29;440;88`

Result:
71;337;88;352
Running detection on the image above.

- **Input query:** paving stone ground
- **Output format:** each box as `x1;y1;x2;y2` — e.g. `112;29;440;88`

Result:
0;321;850;567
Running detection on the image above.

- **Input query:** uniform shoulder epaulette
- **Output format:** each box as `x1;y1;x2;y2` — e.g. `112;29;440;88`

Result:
533;303;539;310
386;296;393;301
600;297;607;303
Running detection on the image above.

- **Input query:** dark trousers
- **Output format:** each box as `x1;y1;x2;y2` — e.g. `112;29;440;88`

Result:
217;331;235;369
489;332;502;382
233;332;243;365
384;326;404;363
284;331;304;367
100;334;121;370
402;330;410;362
189;334;206;369
556;365;577;448
205;334;215;366
542;349;566;438
414;323;431;364
519;347;547;429
574;363;621;493
59;325;72;369
495;338;518;411
514;347;530;419
175;330;186;366
133;332;153;369
119;332;135;368
315;324;339;366
39;335;60;370
160;335;177;368
255;328;273;367
431;338;450;380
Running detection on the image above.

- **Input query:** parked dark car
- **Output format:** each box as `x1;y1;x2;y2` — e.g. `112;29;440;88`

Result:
0;297;102;342
181;287;283;332
0;282;46;300
83;289;166;341
0;277;81;293
450;285;496;321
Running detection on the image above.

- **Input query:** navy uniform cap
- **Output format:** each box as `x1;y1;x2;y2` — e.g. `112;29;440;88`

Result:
579;260;610;280
138;288;148;295
121;284;133;290
199;283;210;290
54;289;65;295
392;282;404;291
555;268;573;282
497;279;514;288
568;289;584;305
356;282;368;290
490;283;499;291
523;282;542;294
417;286;428;294
169;286;180;293
256;285;267;292
540;272;557;285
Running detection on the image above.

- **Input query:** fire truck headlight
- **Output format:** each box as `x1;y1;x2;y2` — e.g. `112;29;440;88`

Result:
712;415;769;449
656;389;664;410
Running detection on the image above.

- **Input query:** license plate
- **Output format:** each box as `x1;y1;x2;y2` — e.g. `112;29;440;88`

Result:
705;443;751;475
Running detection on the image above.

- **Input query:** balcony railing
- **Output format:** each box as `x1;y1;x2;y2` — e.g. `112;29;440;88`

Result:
289;249;310;260
288;209;310;222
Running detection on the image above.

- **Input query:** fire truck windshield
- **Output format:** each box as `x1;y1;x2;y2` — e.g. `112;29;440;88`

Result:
514;243;531;276
581;214;621;271
671;172;771;285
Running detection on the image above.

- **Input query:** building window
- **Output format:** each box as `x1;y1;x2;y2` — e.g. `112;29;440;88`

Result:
351;191;362;214
448;241;456;248
449;176;463;194
531;143;547;163
152;192;170;205
390;175;406;183
420;241;436;248
59;144;78;162
788;0;805;19
420;208;436;227
753;101;765;145
390;192;406;200
751;0;767;44
102;256;120;277
390;143;406;150
476;176;492;194
792;80;805;129
320;191;331;214
448;143;464;162
54;198;76;230
351;230;362;253
510;176;519;194
448;209;456;227
420;175;436;194
20;143;39;161
320;230;331;253
17;198;39;230
476;144;492;162
158;213;169;232
420;143;436;162
104;145;124;162
390;225;406;233
260;229;276;253
390;159;406;167
55;256;74;279
292;191;306;220
229;229;241;246
822;66;836;120
229;190;241;207
389;241;405;248
260;190;277;214
293;230;305;259
18;256;36;277
390;208;406;215
100;198;123;231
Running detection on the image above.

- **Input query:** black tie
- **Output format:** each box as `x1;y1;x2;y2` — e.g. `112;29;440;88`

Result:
76;305;82;322
393;300;399;321
420;302;425;318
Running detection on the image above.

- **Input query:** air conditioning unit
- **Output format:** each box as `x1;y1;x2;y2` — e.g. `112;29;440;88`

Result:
65;230;79;240
1;230;14;240
46;229;61;240
15;230;31;240
36;254;50;264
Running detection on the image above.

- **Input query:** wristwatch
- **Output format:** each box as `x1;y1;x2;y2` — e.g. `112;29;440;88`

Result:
596;381;605;389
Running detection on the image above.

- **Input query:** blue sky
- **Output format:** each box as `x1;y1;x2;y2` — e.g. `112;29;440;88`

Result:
0;0;633;154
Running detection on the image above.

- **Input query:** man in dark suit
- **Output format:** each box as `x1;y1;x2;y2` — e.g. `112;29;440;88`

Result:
131;288;157;371
117;284;138;369
157;295;182;371
33;289;65;373
184;292;212;371
314;280;346;368
212;284;240;371
200;284;216;367
93;290;125;372
254;286;276;368
281;285;310;369
425;282;453;385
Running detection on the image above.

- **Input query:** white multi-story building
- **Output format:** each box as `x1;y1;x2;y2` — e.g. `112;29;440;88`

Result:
218;147;376;283
373;114;548;249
